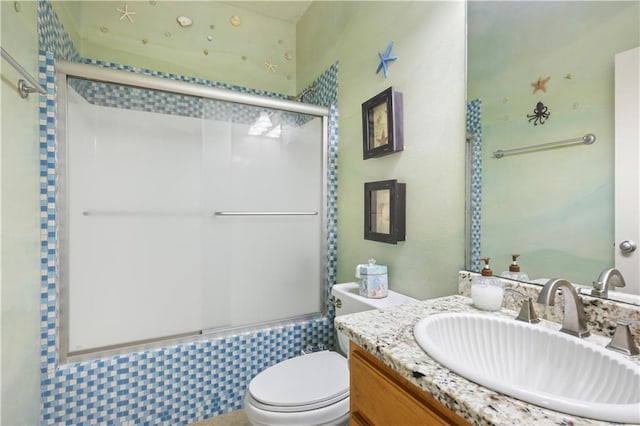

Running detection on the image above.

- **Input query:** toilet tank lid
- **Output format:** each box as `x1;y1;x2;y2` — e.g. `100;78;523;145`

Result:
332;282;417;309
249;351;349;408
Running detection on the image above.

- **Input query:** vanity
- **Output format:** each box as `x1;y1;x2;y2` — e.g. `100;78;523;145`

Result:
336;274;640;425
349;340;468;425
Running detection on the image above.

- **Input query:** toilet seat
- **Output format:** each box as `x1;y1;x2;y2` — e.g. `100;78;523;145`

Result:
248;351;349;413
244;392;350;426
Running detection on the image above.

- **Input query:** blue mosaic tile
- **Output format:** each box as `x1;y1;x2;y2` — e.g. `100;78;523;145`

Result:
66;61;338;133
466;99;482;271
38;1;340;424
37;1;80;62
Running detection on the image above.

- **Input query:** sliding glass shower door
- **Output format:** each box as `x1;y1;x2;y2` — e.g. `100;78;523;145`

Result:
201;101;323;331
63;78;325;355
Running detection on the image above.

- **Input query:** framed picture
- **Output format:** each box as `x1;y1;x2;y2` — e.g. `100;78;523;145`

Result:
364;180;406;244
362;87;403;159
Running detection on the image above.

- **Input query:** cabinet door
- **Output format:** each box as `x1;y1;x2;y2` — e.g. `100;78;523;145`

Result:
350;343;468;425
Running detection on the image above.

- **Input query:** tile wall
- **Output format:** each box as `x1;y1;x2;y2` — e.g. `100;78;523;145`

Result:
466;99;482;272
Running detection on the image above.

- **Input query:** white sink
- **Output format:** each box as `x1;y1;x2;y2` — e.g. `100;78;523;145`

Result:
413;312;640;423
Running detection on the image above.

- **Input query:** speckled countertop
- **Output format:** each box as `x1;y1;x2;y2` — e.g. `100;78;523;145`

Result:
335;295;640;426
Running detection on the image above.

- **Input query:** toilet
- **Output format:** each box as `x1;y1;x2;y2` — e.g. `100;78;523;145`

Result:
243;282;417;426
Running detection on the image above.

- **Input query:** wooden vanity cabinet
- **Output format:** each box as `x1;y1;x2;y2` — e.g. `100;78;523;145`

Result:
349;342;469;425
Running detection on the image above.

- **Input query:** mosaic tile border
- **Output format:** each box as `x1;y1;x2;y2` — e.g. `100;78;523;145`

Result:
39;51;58;377
72;77;315;126
76;58;294;125
38;0;80;62
466;99;482;271
80;57;290;101
71;61;339;126
71;77;336;130
38;1;341;423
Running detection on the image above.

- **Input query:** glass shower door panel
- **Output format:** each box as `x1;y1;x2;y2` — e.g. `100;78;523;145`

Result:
67;84;204;351
70;217;203;350
201;116;233;329
227;217;321;325
202;107;323;330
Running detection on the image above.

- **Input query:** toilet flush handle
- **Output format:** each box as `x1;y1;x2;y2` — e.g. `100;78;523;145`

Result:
329;296;342;309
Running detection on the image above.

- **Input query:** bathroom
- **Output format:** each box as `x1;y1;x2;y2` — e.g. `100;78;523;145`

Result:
1;0;638;425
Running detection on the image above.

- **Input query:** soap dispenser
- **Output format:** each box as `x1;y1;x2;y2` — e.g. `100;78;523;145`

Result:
472;257;504;311
500;254;530;281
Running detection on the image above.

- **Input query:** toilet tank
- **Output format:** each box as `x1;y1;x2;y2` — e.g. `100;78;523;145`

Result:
331;282;417;354
332;282;417;317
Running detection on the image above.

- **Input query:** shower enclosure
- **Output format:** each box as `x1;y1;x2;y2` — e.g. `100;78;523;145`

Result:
56;61;330;359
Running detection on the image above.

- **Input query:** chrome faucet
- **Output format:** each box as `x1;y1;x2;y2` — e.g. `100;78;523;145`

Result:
537;279;590;338
592;268;626;298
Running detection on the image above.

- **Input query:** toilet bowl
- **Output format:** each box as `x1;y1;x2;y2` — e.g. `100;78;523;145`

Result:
243;350;350;426
243;282;416;426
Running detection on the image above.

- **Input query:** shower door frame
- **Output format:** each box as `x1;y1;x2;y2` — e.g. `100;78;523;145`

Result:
55;60;331;363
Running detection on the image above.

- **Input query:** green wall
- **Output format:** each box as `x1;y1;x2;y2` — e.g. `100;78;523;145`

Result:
52;1;298;95
468;1;639;284
298;1;467;300
1;1;42;424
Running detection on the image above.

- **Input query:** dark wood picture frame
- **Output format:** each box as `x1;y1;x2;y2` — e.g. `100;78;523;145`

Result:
362;87;404;159
364;180;406;244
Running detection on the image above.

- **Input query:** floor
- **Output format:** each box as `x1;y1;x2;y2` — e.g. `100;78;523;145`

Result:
191;409;251;426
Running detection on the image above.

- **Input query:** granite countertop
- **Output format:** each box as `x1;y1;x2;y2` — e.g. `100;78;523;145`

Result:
335;295;640;426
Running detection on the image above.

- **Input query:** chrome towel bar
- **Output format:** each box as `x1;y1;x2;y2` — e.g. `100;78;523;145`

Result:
214;211;318;216
1;46;47;98
82;210;201;217
81;210;319;217
493;133;596;159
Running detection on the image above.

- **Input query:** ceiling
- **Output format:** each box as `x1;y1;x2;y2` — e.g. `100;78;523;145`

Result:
223;1;313;23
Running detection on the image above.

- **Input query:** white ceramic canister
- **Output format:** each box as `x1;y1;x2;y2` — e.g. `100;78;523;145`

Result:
355;259;388;298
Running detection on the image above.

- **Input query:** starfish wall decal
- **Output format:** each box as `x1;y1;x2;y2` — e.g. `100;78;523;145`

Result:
376;41;398;79
117;4;136;23
531;76;550;94
263;60;278;73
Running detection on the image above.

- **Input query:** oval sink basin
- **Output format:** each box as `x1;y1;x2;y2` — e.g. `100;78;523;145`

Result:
414;312;640;423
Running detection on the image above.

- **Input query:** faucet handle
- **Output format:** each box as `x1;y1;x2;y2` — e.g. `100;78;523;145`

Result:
606;319;640;356
516;298;540;324
505;288;540;324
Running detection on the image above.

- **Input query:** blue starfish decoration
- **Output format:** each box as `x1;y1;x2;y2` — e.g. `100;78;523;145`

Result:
376;41;397;78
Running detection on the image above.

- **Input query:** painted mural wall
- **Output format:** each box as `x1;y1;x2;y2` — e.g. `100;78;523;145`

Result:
297;1;467;300
51;1;298;95
1;1;42;424
467;1;639;284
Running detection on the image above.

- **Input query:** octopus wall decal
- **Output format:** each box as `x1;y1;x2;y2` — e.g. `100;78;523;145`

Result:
527;101;551;125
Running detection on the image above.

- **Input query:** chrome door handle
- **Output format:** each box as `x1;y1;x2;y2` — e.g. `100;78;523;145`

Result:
619;240;637;254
